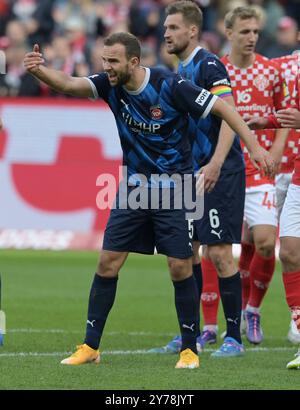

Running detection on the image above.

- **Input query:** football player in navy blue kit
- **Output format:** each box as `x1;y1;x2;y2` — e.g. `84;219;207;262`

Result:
154;1;271;357
24;32;273;368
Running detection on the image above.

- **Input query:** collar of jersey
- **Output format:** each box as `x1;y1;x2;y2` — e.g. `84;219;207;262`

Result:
181;46;202;67
123;67;150;95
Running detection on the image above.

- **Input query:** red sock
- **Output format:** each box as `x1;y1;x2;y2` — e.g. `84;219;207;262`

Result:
201;257;220;325
239;242;255;310
283;271;300;332
248;252;275;308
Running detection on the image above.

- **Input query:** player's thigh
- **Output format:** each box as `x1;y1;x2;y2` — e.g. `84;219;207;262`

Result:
241;221;253;243
195;170;245;245
276;173;292;217
244;184;278;229
279;183;300;239
192;240;201;264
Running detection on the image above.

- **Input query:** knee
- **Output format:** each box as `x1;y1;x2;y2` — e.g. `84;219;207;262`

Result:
255;239;276;258
208;246;233;276
279;246;291;266
97;252;120;278
168;258;191;281
279;244;300;269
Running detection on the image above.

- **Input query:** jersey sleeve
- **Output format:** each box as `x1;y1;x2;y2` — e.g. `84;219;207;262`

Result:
172;76;218;119
84;73;111;102
200;57;233;99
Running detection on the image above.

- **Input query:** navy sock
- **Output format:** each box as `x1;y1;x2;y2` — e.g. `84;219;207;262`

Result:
193;263;202;337
173;275;199;354
84;274;118;350
193;263;202;299
218;272;242;344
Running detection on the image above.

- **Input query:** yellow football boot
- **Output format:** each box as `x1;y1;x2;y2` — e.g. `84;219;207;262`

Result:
61;344;100;365
175;348;199;369
286;349;300;370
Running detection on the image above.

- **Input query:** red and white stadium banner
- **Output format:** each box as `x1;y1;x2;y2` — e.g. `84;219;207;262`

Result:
0;97;122;250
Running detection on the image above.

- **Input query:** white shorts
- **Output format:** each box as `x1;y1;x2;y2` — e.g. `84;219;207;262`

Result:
275;173;292;217
244;184;278;228
279;183;300;238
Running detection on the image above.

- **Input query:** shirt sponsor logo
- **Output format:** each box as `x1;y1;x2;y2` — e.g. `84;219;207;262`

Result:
236;88;252;104
195;89;210;106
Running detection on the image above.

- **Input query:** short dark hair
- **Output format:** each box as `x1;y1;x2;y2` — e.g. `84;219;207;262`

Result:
165;1;203;34
224;6;260;30
103;32;141;60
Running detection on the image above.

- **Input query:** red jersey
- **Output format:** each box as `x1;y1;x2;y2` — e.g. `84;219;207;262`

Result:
221;53;286;187
272;55;300;174
292;53;300;186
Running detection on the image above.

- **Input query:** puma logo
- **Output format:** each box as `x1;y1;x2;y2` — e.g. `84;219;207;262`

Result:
182;323;195;332
120;99;130;110
227;317;239;325
87;320;96;328
211;229;222;239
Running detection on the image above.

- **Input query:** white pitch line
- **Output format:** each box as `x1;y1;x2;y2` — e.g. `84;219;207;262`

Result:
0;347;297;358
8;329;175;336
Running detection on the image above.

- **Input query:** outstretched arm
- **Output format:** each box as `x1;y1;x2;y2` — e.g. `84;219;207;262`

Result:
23;44;94;98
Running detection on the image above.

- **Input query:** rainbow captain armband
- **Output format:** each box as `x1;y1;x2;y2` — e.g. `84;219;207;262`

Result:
210;85;232;99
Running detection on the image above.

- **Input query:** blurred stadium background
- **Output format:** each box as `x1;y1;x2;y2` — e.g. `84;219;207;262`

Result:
0;0;299;390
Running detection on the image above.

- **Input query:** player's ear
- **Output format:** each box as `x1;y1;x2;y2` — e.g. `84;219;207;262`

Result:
225;28;233;41
130;56;140;68
190;24;198;40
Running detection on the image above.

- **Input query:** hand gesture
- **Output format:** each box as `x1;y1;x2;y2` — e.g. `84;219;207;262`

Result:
23;44;44;74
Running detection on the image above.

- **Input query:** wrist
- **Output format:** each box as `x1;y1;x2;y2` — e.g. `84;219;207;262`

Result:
210;156;224;168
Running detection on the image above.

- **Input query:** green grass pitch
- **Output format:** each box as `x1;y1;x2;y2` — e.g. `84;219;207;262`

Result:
0;249;299;390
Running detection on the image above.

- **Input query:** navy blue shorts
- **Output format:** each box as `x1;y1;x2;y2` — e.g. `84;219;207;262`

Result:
102;186;194;259
194;170;245;245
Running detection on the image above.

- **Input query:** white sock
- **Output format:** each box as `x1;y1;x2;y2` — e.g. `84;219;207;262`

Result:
246;304;260;314
203;325;218;333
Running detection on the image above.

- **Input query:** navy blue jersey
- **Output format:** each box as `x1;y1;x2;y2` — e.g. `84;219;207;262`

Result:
178;47;244;173
86;67;217;185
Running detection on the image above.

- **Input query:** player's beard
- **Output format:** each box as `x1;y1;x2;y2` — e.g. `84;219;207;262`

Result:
166;39;189;57
117;70;131;86
107;68;131;87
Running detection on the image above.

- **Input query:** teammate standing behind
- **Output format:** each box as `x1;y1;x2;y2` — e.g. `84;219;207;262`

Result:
272;54;300;345
23;32;272;369
150;1;272;357
221;6;288;345
244;55;300;369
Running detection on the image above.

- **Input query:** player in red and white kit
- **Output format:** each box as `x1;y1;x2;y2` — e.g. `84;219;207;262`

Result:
221;7;288;345
246;52;300;368
272;54;300;345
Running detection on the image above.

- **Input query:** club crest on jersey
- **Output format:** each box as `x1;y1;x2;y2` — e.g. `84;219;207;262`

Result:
150;105;163;120
253;75;269;91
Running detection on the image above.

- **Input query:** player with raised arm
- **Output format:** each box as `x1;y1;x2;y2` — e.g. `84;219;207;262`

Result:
221;6;288;345
150;1;272;357
23;32;273;368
